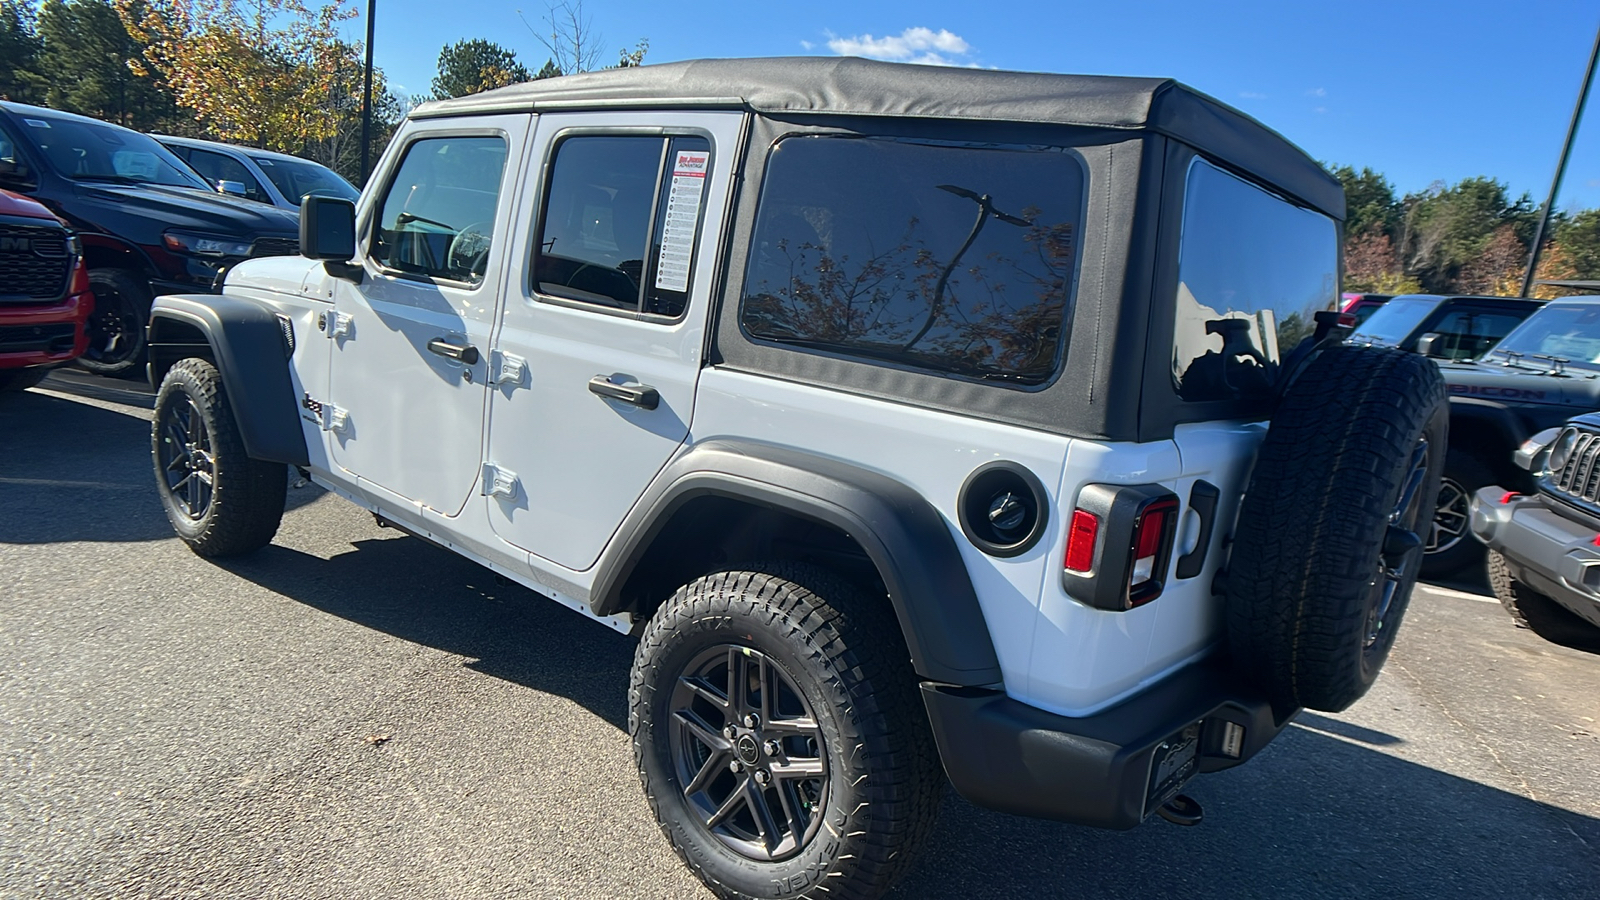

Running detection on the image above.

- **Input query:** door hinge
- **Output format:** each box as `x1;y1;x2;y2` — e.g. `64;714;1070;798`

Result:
494;352;527;388
481;462;519;500
320;403;350;433
319;311;353;339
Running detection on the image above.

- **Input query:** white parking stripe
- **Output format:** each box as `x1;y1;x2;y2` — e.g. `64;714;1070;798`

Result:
1418;584;1499;604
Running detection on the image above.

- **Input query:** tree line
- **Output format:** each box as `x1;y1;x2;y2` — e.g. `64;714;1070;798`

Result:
1334;165;1600;298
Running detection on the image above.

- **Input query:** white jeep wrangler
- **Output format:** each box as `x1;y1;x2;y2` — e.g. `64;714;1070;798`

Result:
146;58;1446;900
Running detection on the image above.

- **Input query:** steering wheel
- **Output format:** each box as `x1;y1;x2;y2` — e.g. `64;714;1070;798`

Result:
446;221;494;281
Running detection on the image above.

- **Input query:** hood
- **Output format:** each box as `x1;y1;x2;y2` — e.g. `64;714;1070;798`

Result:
223;255;322;297
0;188;64;224
1439;359;1600;410
69;181;300;238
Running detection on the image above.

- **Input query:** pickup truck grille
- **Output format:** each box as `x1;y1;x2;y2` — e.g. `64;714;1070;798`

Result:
1549;429;1600;504
0;224;72;304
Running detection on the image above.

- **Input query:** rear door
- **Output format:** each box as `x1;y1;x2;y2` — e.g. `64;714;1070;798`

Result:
483;110;742;570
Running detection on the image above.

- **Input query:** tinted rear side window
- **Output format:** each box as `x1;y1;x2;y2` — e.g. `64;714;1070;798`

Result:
1173;159;1338;402
740;136;1084;385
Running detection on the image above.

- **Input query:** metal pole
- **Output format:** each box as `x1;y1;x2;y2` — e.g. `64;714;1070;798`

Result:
1523;22;1600;297
359;0;376;186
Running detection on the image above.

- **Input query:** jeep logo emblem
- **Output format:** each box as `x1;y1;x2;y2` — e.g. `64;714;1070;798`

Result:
0;236;31;253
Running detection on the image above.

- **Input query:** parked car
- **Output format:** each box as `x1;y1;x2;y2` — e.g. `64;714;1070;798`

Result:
1348;293;1543;361
0;187;91;391
1409;296;1600;576
0;102;301;376
143;58;1445;900
156;135;359;212
1470;417;1600;650
1340;291;1391;327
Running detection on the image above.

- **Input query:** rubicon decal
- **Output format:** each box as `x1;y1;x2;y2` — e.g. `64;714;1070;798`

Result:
1449;384;1548;401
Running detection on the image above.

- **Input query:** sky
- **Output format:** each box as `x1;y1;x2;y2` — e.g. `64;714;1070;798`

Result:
359;0;1600;212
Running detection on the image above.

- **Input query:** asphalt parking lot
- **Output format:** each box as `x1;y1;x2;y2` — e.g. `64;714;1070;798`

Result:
3;370;1598;900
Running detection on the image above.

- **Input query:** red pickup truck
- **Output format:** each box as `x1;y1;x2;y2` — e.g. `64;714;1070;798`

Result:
0;188;91;392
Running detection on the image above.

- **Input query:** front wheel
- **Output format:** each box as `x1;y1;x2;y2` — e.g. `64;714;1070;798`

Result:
78;268;150;377
1421;449;1492;579
153;357;286;557
1488;551;1600;651
630;563;942;900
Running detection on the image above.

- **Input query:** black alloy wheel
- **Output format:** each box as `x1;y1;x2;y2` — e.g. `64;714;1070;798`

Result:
1366;438;1430;657
668;644;829;862
1426;475;1469;557
158;392;215;520
79;269;150;376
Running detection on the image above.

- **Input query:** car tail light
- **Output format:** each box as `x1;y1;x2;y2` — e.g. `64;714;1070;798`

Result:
1064;509;1099;573
1128;497;1179;607
1337;311;1357;328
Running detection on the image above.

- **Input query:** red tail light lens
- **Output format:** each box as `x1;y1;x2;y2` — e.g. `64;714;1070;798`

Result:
1128;497;1179;607
1064;509;1099;573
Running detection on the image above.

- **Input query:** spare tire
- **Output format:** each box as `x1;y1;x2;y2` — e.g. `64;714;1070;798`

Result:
1226;344;1446;713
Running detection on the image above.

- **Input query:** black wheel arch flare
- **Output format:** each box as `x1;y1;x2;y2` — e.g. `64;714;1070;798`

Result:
146;294;309;467
590;439;1005;688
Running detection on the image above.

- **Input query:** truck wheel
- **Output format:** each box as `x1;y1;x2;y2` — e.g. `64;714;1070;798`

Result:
1420;449;1492;579
1227;345;1447;713
152;357;286;557
630;563;942;900
0;368;49;393
78;269;149;377
1488;551;1600;650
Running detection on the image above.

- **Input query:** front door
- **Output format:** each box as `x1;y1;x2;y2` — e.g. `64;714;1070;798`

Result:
326;116;530;515
484;110;742;570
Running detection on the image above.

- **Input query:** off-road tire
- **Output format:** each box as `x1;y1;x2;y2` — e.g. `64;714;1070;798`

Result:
78;268;149;377
153;357;286;557
630;562;942;900
1421;449;1493;579
0;368;50;392
1488;550;1600;651
1227;345;1447;713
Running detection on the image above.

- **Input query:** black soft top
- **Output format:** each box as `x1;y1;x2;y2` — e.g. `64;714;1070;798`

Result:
411;56;1343;219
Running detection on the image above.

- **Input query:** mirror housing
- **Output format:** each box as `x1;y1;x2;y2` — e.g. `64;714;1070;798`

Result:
0;158;36;191
300;196;356;261
216;179;247;198
1415;332;1445;358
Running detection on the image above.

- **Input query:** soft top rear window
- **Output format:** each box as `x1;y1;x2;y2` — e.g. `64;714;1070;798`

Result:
739;135;1085;386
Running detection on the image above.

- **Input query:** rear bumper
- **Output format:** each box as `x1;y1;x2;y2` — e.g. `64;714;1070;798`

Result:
921;659;1290;830
1470;486;1600;629
0;290;93;368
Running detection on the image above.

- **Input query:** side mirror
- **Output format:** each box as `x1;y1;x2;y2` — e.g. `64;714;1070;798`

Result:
216;179;247;198
0;158;36;191
1415;332;1446;358
300;195;356;261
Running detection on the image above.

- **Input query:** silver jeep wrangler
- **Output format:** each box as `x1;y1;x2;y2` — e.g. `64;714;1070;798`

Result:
146;58;1446;900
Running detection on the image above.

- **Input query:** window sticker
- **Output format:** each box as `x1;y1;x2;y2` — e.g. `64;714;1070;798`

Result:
23;119;50;128
655;149;708;293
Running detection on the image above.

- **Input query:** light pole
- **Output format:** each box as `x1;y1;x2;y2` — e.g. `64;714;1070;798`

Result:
1522;22;1600;298
359;0;376;186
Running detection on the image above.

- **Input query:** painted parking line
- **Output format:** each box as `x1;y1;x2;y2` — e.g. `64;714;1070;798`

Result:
1418;583;1499;604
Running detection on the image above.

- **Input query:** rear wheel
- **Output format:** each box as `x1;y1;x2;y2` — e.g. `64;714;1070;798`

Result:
78;268;149;377
153;357;286;557
630;563;942;900
1488;550;1600;650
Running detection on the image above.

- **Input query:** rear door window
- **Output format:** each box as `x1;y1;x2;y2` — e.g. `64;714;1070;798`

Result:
739;135;1084;385
1173;158;1338;401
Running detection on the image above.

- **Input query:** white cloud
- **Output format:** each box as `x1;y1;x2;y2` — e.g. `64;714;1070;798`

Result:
825;27;975;66
1239;91;1268;100
799;39;814;50
1306;87;1327;97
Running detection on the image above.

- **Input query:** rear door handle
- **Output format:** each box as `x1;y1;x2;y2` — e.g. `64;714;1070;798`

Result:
427;338;479;365
588;375;659;410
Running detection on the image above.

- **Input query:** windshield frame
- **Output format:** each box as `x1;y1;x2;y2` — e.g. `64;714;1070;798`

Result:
12;109;211;190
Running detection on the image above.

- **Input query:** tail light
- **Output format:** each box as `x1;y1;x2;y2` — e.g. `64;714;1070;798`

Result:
1061;484;1181;611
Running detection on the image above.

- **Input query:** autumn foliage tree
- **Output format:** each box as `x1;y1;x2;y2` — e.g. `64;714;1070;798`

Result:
115;0;357;153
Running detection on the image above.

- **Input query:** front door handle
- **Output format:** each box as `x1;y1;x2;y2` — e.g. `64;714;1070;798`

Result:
427;338;479;365
588;375;659;410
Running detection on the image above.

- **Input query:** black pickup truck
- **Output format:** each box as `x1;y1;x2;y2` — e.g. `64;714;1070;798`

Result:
1405;296;1600;575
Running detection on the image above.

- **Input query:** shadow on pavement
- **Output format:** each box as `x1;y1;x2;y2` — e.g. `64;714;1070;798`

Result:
0;387;319;544
222;532;1600;899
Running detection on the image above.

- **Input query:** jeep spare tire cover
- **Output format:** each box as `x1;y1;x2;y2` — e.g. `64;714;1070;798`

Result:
1225;344;1447;713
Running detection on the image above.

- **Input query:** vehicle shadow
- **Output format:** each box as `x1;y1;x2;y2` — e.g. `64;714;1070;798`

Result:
221;532;1600;899
0;388;319;544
